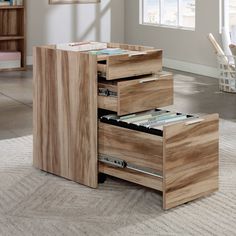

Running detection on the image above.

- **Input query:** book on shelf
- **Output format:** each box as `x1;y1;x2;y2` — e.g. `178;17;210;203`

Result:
0;51;21;69
0;1;10;6
0;0;23;6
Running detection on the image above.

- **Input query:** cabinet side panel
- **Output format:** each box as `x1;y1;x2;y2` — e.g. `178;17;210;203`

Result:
66;52;98;188
33;47;45;170
33;48;98;188
33;47;65;177
163;114;219;210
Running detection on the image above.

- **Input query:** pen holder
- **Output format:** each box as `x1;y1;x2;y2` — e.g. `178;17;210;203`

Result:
217;54;236;93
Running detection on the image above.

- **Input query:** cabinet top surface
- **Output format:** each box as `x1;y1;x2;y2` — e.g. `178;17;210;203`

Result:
36;42;162;59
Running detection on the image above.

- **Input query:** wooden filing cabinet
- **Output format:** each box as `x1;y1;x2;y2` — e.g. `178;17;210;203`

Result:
33;42;219;210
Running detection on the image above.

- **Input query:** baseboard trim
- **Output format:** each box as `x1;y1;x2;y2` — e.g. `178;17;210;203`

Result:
27;56;33;66
27;55;218;78
163;58;219;79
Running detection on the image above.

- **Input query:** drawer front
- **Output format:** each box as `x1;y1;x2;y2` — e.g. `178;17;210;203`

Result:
98;74;173;116
98;50;162;80
118;74;173;115
99;122;163;174
163;114;219;209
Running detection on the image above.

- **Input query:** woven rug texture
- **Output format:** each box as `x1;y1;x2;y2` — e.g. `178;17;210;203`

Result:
0;119;235;236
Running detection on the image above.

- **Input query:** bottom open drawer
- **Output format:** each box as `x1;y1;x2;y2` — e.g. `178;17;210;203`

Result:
98;110;219;209
99;122;164;191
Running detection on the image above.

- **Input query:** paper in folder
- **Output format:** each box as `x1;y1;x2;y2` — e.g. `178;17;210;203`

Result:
100;109;195;136
118;110;169;123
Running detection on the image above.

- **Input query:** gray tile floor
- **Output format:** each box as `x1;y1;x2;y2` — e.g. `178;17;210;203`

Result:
0;69;32;139
0;68;235;140
166;69;236;120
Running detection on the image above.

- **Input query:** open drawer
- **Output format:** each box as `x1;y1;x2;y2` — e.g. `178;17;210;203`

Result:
98;73;173;116
97;48;162;80
98;111;219;209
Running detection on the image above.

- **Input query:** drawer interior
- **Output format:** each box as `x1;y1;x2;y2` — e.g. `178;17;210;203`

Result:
98;108;197;191
99;109;196;137
99;162;163;191
95;47;162;80
99;121;164;191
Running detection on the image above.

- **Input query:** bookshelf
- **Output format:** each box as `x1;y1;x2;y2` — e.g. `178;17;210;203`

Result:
0;1;26;71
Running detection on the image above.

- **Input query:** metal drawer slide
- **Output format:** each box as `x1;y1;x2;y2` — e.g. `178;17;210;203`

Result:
99;154;163;179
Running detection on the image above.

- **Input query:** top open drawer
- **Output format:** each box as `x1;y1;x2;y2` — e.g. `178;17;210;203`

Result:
56;42;162;80
97;44;162;80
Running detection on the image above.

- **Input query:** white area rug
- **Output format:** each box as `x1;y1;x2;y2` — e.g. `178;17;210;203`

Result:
0;119;236;236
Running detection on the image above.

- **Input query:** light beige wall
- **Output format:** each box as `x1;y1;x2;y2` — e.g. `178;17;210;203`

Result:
124;0;221;68
27;0;124;57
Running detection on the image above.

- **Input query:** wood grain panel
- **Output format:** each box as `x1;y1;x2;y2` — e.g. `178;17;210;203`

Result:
107;42;155;51
98;73;173;115
98;80;117;112
33;47;68;177
0;9;19;35
99;122;163;173
0;2;26;71
98;81;118;92
33;47;46;172
33;47;98;188
99;163;163;191
0;40;18;51
106;50;162;80
97;63;106;74
98;96;117;112
118;73;173;115
163;114;219;210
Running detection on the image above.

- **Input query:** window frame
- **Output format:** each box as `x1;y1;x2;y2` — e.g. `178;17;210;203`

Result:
139;0;196;31
221;0;236;32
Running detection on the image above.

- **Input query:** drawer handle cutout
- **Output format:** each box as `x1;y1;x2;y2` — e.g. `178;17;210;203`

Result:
139;78;159;84
128;52;147;57
185;118;204;126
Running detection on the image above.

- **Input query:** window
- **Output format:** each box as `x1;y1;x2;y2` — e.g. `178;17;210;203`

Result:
229;0;236;28
224;0;236;30
141;0;196;29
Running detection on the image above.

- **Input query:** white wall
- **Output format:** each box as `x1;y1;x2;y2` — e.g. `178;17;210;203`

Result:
27;0;124;59
124;0;222;77
27;0;222;77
